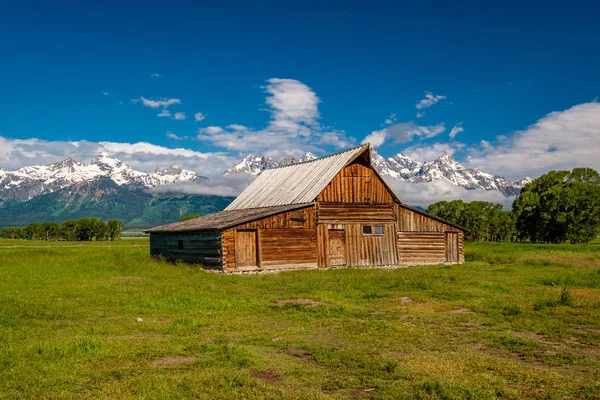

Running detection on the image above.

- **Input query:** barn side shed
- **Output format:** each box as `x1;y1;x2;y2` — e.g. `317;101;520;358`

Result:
145;144;467;272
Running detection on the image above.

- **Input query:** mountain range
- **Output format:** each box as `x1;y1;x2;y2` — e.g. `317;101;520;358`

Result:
222;149;530;196
0;153;206;205
0;149;529;227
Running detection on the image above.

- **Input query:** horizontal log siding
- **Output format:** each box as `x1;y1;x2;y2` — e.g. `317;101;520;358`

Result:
234;206;316;230
318;203;395;223
397;232;446;265
222;206;318;272
395;204;461;232
260;229;317;269
318;163;394;204
150;231;222;269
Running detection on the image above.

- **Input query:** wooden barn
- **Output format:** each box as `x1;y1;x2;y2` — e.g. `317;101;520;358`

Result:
145;144;466;272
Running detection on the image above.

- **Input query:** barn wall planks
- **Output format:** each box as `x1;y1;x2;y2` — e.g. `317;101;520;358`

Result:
397;232;446;265
318;203;394;223
318;163;394;204
395;204;461;232
150;231;222;269
260;229;317;268
235;206;316;230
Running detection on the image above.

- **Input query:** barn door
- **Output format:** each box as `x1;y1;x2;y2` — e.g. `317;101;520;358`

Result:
445;232;459;262
328;229;346;267
236;229;258;268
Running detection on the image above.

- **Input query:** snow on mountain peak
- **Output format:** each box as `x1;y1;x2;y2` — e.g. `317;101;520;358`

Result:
223;149;527;196
0;154;206;203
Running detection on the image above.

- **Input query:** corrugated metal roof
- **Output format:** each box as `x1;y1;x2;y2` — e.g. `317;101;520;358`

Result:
225;144;369;210
145;203;314;233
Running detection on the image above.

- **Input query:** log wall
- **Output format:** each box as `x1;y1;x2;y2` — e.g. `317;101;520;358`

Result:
222;206;318;272
149;231;222;269
395;204;465;264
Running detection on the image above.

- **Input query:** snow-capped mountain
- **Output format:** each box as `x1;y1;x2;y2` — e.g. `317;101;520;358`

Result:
0;153;206;204
223;152;317;175
224;149;529;196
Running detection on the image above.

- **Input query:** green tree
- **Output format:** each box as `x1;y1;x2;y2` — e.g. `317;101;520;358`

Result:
179;214;201;222
61;220;79;241
0;227;24;239
106;219;125;240
41;222;61;241
513;168;600;243
75;218;106;241
23;222;44;240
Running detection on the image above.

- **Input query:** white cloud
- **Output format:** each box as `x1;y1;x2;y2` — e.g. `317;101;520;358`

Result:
402;142;465;162
416;112;425;118
415;92;446;110
195;78;354;158
152;173;256;197
384;113;397;125
173;112;186;121
102;92;109;96
157;109;171;117
138;96;181;109
150;73;161;78
166;132;188;140
385;178;515;210
0;136;233;178
361;122;446;148
449;123;464;140
194;112;205;122
465;102;600;180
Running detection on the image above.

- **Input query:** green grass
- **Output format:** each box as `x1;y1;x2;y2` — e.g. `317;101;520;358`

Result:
0;238;599;399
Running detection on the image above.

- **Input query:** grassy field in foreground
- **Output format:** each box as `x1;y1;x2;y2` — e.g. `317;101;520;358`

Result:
0;239;599;399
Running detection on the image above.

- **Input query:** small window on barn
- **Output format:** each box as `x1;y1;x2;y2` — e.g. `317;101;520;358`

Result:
178;240;183;249
290;210;306;227
374;226;384;235
362;225;372;235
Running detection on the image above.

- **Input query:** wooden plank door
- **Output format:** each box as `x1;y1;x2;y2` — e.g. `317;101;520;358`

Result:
445;232;459;262
236;230;258;268
328;229;346;267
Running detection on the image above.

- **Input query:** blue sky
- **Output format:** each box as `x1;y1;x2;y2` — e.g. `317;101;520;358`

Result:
1;0;599;182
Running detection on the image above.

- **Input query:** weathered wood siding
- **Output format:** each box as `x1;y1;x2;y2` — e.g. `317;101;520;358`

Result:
318;203;395;223
222;205;318;272
395;204;461;232
318;163;394;204
149;231;222;269
395;204;465;264
317;223;398;267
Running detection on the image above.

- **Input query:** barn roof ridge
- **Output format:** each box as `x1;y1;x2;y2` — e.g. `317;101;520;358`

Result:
267;143;369;171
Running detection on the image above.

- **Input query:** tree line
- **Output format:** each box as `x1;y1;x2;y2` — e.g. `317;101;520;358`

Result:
427;167;600;244
0;218;125;241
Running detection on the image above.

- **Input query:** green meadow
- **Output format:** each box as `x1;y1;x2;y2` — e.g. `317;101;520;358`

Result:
0;239;599;399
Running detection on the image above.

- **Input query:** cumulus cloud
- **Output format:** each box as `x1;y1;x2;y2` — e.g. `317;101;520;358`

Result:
194;112;205;122
0;136;233;178
157;109;171;117
384;113;397;125
195;78;354;158
465;102;600;180
449;122;464;140
402;142;465;162
166;132;188;140
102;92;109;96
385;178;515;210
173;112;186;121
415;92;446;111
361;122;446;148
416;112;425;118
138;96;181;109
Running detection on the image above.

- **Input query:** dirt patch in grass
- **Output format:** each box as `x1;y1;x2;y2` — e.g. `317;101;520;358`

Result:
250;370;280;384
284;347;312;360
151;356;199;367
276;298;324;307
451;307;473;314
398;296;413;304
